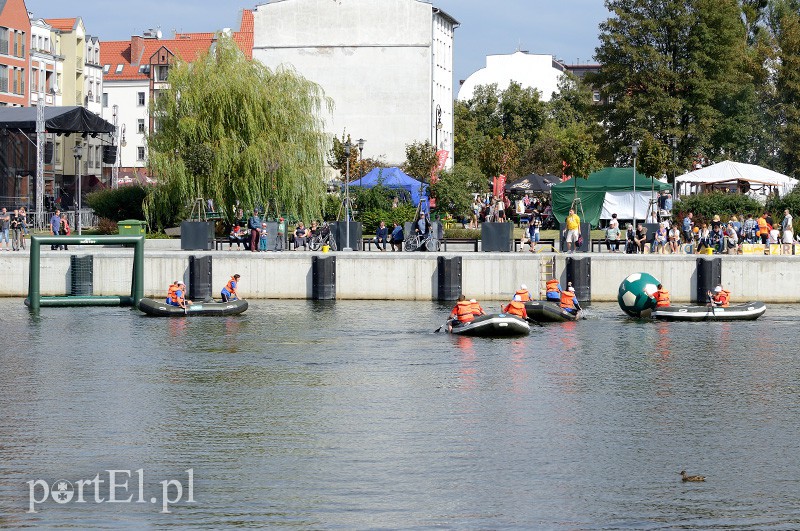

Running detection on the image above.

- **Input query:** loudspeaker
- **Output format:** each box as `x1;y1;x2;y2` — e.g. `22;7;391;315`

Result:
102;145;117;164
188;255;213;302
44;141;53;164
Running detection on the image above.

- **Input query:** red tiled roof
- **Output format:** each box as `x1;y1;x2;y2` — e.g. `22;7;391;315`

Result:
43;18;76;32
101;9;254;80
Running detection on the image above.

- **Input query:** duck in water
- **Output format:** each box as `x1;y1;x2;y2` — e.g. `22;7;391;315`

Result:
680;470;705;482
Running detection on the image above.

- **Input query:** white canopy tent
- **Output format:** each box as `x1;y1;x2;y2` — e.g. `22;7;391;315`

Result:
676;160;798;200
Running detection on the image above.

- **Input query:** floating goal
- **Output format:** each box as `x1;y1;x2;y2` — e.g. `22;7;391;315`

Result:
25;235;145;311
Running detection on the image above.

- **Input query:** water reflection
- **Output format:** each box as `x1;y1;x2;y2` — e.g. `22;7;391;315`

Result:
1;301;800;528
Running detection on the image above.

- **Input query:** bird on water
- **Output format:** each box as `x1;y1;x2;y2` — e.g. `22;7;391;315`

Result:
680;470;705;482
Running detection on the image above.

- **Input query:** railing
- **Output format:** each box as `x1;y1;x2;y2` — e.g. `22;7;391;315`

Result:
27;209;98;231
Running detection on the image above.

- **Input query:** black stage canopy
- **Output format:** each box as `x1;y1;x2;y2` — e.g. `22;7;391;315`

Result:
0;105;114;134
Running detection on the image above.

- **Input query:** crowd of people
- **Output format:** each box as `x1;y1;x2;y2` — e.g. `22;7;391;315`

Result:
603;209;797;255
0;207;30;251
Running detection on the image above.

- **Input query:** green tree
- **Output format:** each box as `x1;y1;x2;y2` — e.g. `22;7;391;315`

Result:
402;140;438;183
477;135;519;178
770;0;800;176
145;34;330;228
430;161;485;220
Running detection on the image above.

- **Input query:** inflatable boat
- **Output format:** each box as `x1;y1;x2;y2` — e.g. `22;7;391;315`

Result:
138;298;248;317
650;301;766;322
448;313;530;337
524;300;579;322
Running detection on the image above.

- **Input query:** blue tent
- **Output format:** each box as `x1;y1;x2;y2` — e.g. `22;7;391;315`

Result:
350;167;428;205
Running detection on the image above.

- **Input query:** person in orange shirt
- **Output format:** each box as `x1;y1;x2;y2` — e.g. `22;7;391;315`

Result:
559;286;581;315
469;298;485;317
652;284;670;307
503;295;528;319
449;295;475;324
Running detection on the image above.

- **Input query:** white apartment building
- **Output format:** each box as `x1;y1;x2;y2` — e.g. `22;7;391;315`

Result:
457;51;567;103
252;0;458;169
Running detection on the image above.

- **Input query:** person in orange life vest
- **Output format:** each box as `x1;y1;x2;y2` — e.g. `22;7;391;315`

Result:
469;298;485;316
503;294;528;319
559;286;581;315
708;285;730;307
545;278;562;302
651;284;671;307
165;281;179;305
221;274;241;302
514;283;531;302
449;294;475;324
168;281;191;308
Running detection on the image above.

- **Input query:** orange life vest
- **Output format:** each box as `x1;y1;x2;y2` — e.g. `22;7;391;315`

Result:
470;301;484;316
713;289;730;307
503;300;527;319
546;279;560;294
453;301;475;323
170;285;184;305
167;283;178;303
515;289;531;302
559;290;576;310
654;289;671;307
225;277;237;294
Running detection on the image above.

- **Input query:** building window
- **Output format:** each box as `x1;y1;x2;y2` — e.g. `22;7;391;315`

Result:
156;65;168;82
95;146;101;168
137;92;145;106
102;92;108;107
137;119;145;134
103;64;110;74
87;145;94;167
593;91;601;103
115;64;123;74
0;27;8;55
0;65;7;93
55;140;61;164
137;146;145;161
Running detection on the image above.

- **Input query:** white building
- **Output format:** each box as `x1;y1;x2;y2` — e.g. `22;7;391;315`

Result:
252;0;458;168
101;12;253;184
457;51;566;103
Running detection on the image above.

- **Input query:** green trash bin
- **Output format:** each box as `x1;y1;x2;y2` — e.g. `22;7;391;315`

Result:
117;220;146;246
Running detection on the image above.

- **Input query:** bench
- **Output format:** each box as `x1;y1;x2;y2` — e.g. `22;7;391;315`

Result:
442;238;479;252
515;238;556;252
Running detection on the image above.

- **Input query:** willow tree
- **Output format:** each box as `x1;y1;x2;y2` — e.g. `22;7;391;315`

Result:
145;34;330;228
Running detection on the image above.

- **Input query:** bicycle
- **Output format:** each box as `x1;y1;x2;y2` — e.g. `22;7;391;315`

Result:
309;223;337;251
404;231;441;252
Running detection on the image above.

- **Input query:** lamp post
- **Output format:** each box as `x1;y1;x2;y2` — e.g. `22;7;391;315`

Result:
632;141;639;229
357;138;365;182
343;140;352;251
434;104;442;150
73;142;83;235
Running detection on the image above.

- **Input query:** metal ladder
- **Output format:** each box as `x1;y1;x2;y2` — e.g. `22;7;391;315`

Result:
539;256;556;299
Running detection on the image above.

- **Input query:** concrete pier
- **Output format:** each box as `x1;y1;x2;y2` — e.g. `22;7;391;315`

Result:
3;245;800;302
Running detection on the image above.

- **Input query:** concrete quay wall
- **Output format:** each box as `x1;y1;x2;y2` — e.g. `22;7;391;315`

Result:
2;249;800;302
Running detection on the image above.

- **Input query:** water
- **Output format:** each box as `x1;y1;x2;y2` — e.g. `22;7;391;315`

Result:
2;299;800;529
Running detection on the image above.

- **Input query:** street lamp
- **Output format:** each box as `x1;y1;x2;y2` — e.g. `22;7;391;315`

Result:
73;142;83;235
631;141;640;229
434;104;442;150
343;140;352;251
356;138;365;181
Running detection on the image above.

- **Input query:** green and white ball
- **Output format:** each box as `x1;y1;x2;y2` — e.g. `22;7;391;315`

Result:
617;272;660;317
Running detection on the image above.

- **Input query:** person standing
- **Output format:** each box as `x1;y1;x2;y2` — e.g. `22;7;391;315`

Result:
565;208;580;253
275;217;286;251
782;209;793;254
390;222;404;252
0;208;9;251
259;222;269;251
18;206;27;249
10;209;22;251
247;209;261;253
682;212;694;244
60;213;71;250
50;209;61;250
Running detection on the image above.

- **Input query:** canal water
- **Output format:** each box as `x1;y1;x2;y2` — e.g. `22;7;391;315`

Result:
1;299;800;529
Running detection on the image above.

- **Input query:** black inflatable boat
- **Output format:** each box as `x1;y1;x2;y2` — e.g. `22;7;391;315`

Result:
138;298;248;317
448;313;530;337
650;301;766;322
524;300;579;323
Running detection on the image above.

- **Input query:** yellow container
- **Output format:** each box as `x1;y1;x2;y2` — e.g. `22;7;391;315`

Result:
322;245;330;253
700;247;714;255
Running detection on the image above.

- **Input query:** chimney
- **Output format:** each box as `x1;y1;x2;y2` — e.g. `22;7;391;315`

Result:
130;35;144;66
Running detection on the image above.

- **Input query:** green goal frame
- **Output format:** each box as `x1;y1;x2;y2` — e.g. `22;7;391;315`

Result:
25;235;145;311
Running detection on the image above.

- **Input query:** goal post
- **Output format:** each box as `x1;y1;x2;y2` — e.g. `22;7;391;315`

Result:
26;235;145;311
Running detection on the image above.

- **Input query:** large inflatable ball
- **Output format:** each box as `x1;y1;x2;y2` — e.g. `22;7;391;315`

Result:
617;272;661;317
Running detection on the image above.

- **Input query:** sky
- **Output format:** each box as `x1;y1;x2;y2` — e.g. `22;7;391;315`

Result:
24;0;611;85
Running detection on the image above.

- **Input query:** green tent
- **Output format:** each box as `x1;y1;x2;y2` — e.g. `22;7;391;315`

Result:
551;167;671;227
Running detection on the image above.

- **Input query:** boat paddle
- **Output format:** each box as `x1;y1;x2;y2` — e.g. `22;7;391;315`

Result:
434;317;450;333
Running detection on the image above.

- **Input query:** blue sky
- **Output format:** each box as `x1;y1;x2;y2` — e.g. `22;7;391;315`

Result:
24;0;610;84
